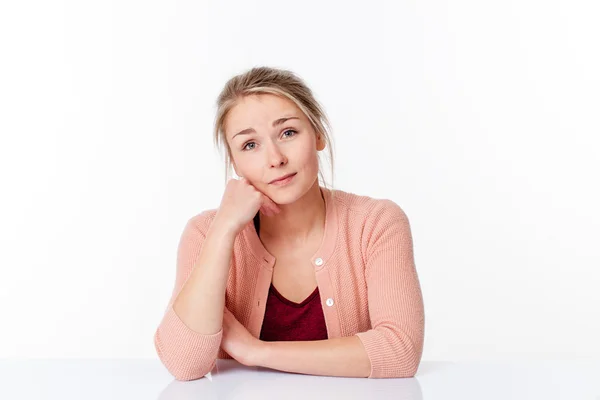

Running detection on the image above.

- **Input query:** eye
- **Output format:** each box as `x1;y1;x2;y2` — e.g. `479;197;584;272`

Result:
241;129;298;151
242;141;256;151
282;129;297;138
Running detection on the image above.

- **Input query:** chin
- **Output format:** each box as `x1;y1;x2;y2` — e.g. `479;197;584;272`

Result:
266;191;297;205
265;184;304;205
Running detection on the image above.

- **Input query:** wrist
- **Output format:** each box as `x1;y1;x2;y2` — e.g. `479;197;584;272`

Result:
252;339;269;367
210;216;241;239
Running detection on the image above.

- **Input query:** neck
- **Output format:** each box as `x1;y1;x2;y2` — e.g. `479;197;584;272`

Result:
258;180;326;243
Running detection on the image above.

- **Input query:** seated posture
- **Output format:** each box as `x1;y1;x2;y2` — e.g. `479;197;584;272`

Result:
153;66;425;381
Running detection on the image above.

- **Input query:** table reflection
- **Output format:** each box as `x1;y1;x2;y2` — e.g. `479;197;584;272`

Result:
157;359;423;400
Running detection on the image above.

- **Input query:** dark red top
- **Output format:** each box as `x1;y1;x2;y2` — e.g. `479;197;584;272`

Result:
254;214;329;342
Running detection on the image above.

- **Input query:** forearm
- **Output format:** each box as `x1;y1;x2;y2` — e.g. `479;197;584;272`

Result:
172;219;237;335
254;335;371;378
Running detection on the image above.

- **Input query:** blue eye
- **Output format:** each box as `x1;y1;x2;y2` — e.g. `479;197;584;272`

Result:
242;142;256;151
242;129;297;151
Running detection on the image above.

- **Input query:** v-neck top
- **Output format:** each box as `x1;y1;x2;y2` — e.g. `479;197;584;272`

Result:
253;214;329;342
155;186;425;379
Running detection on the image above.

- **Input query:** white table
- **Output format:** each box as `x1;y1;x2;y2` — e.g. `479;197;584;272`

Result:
1;358;599;399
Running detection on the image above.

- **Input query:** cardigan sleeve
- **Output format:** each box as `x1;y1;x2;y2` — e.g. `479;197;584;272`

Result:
153;211;224;381
354;200;425;378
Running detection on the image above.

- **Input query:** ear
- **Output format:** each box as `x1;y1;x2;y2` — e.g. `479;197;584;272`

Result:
316;134;326;151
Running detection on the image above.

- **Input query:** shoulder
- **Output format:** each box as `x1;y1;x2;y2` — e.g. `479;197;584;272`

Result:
332;188;409;225
331;188;412;254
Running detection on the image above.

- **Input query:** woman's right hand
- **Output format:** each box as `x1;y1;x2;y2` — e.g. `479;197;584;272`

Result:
213;177;281;234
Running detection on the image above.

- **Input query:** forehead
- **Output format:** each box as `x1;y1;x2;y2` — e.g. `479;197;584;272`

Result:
225;94;302;138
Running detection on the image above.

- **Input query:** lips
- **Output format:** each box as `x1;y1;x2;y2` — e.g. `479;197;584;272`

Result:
269;173;296;184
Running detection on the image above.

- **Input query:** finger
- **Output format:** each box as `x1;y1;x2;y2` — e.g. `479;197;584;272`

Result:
266;198;280;213
260;194;278;212
262;203;276;216
260;205;273;217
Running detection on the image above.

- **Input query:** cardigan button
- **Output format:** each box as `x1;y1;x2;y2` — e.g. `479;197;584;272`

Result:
326;298;334;306
315;257;323;266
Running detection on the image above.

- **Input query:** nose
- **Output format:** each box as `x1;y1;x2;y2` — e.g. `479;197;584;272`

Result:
266;141;287;167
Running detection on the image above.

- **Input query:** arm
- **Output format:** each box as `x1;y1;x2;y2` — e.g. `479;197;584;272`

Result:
153;212;238;381
252;201;424;379
254;336;371;378
354;200;425;378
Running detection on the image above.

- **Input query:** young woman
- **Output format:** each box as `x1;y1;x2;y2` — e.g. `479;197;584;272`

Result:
154;66;425;381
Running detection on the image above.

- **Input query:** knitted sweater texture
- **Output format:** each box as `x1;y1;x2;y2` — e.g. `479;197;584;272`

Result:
154;187;425;380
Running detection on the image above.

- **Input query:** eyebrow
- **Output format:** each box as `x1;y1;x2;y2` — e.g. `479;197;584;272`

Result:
232;116;300;140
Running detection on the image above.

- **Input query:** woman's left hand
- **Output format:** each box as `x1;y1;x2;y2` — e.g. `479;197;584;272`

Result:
221;307;263;367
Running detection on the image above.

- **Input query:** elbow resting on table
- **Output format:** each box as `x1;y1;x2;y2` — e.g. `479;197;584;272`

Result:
153;329;218;381
371;359;419;379
389;351;421;378
356;328;423;379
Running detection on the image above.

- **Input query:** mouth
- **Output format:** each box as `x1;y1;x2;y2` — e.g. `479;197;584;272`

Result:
269;172;297;184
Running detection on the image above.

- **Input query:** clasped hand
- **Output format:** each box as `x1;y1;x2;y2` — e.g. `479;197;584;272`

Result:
220;307;263;367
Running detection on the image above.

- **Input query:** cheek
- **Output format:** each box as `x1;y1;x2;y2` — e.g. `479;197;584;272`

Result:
235;157;261;177
292;149;318;178
303;147;321;170
296;138;319;164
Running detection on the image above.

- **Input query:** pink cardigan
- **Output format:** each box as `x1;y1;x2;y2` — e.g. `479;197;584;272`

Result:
154;186;425;380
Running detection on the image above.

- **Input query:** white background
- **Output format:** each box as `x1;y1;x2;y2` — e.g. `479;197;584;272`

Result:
0;0;598;360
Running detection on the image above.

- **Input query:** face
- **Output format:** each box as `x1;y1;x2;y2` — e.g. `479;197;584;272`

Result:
224;94;325;204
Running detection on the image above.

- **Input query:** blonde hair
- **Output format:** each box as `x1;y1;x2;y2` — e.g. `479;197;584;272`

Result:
212;66;336;198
